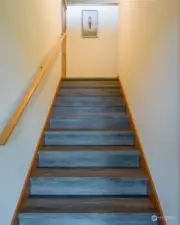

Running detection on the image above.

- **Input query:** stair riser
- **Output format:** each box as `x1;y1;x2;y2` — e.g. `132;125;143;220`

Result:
38;151;140;168
55;97;123;107
53;106;126;115
62;78;119;80
30;178;148;196
19;214;159;225
49;117;131;129
61;80;119;84
44;132;135;146
61;86;121;89
61;81;119;88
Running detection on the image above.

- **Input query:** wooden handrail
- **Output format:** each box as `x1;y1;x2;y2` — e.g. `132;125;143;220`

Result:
0;33;66;145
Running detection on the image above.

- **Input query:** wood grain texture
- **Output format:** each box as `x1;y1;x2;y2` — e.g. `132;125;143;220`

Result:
21;196;156;213
30;168;148;196
19;198;159;225
33;168;146;178
118;78;165;225
44;130;135;146
0;33;66;145
59;88;122;96
30;179;148;196
53;105;126;115
38;150;140;168
19;213;159;225
49;115;130;129
55;96;123;107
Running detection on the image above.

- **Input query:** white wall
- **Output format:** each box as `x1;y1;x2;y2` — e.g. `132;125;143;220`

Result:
118;1;180;224
0;1;62;224
67;6;118;78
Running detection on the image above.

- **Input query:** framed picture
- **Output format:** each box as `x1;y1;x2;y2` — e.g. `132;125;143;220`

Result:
82;10;98;38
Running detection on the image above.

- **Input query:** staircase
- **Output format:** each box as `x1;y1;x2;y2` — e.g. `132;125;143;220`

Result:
18;78;159;225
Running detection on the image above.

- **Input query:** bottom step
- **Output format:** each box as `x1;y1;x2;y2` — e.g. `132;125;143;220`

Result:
19;197;159;225
19;214;159;225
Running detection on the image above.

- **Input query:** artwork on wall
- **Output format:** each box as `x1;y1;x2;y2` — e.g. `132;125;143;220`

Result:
82;10;98;38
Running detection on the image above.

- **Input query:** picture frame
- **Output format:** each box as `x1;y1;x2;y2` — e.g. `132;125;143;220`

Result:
82;10;98;38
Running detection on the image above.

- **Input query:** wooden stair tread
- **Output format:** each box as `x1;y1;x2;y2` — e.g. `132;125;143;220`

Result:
45;129;133;132
45;129;134;135
32;168;147;178
56;95;122;98
39;146;139;152
52;113;127;117
21;197;156;214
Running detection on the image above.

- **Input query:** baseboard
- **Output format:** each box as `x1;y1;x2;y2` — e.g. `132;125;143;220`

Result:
118;77;166;225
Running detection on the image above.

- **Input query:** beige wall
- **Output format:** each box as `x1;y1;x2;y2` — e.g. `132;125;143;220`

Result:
0;1;62;224
67;6;118;78
0;0;62;131
118;0;180;224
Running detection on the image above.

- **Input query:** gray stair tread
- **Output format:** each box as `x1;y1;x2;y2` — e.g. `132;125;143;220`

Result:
50;115;130;121
56;96;122;99
38;147;140;168
21;197;156;214
59;88;122;96
49;115;130;129
39;146;139;152
30;169;148;196
55;96;123;101
32;168;147;178
53;106;126;115
55;96;123;107
44;130;135;146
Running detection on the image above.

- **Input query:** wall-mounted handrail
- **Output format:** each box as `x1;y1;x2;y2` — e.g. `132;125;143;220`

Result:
0;33;66;145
